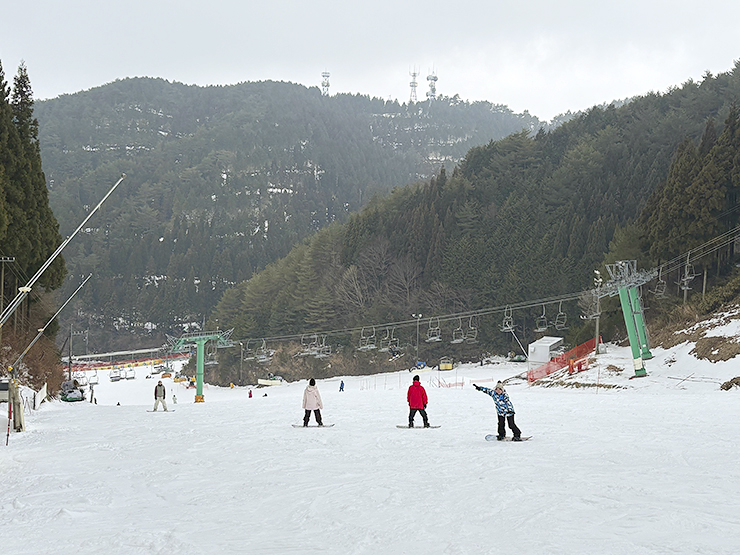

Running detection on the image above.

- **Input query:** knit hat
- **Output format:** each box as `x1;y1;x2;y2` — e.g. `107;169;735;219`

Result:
495;381;504;390
413;375;420;382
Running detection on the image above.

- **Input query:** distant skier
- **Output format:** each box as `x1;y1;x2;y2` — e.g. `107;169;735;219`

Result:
339;380;344;392
407;375;429;427
249;389;253;398
474;381;521;441
302;378;324;426
153;380;168;412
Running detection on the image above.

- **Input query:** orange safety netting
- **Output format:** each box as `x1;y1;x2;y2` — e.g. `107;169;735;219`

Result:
527;337;600;383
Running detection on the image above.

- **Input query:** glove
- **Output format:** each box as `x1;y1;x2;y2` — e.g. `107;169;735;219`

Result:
424;404;427;409
474;384;481;390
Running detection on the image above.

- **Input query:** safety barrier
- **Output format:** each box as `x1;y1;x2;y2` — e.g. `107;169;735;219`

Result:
527;337;599;383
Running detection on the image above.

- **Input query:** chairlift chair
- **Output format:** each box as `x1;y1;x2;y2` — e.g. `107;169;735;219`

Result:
554;301;568;330
358;327;377;351
425;317;442;343
450;318;465;344
535;305;548;333
256;339;273;364
678;263;697;291
466;316;479;344
499;306;514;333
314;335;332;358
243;339;256;361
379;327;393;352
204;341;219;366
650;268;667;298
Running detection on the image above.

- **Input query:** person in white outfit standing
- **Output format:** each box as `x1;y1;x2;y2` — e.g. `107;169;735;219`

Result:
153;380;168;411
302;378;323;426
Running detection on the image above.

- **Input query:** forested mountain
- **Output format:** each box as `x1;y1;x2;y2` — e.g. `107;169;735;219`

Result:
208;63;740;385
0;61;66;388
35;77;543;351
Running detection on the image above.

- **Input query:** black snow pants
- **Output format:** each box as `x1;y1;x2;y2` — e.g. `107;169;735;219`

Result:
304;409;323;426
408;408;429;427
497;414;521;439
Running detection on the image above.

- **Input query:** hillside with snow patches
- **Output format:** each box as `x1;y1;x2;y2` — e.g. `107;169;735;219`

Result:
2;316;740;554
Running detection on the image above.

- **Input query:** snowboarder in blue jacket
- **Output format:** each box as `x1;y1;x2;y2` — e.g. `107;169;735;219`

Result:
474;381;522;441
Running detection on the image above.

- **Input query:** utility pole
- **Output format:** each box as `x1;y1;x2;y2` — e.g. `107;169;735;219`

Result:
412;313;422;365
594;270;603;355
239;342;244;385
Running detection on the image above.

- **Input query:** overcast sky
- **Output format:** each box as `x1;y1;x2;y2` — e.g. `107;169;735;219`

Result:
2;1;739;121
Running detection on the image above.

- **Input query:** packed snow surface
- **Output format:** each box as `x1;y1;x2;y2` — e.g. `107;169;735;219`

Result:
2;343;740;554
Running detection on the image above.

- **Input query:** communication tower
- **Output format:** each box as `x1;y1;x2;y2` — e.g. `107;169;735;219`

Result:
321;71;330;96
426;70;437;101
409;67;419;102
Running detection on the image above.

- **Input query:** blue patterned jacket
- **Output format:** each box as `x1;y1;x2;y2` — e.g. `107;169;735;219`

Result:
478;386;515;416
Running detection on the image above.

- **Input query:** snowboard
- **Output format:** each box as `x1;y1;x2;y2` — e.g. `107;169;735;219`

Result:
147;410;175;412
397;425;441;429
485;434;531;441
292;423;335;428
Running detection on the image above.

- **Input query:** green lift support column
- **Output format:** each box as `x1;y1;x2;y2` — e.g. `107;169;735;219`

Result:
628;286;653;360
167;329;234;403
617;286;647;377
194;337;207;402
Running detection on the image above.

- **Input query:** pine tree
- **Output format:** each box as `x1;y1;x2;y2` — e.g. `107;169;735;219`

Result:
8;63;65;288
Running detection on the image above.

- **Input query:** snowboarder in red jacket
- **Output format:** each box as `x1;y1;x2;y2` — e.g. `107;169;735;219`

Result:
407;375;429;427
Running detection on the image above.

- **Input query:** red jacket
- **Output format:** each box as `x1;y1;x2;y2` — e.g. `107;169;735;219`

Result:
407;381;428;409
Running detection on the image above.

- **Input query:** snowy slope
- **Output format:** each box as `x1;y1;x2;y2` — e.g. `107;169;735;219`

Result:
1;341;739;555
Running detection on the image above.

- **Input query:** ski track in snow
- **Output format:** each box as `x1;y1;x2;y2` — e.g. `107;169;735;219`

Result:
2;345;740;554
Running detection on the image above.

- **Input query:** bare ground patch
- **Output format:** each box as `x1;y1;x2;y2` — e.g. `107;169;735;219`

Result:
720;376;740;390
691;336;740;362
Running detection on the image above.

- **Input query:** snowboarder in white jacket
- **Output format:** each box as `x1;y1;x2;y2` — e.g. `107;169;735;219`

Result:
474;381;521;440
153;380;168;412
302;378;323;426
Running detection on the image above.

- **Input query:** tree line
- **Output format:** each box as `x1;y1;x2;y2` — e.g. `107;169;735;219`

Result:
0;60;66;389
35;77;544;352
206;62;740;385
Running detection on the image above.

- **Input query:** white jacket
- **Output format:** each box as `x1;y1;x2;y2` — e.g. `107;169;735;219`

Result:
302;385;323;410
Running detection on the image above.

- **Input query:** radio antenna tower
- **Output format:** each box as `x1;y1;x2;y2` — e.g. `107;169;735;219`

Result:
409;67;419;102
321;71;330;96
426;70;438;101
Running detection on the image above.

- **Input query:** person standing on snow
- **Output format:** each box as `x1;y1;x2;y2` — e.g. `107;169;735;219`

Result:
474;380;521;440
153;380;168;412
339;380;344;392
302;378;324;426
407;375;430;427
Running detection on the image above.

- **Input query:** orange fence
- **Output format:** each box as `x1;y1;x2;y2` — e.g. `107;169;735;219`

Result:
71;353;190;373
527;337;600;383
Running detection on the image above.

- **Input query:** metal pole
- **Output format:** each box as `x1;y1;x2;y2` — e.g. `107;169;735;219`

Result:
618;287;646;377
239;342;244;385
195;338;206;402
0;174;125;329
412;314;422;364
9;274;91;378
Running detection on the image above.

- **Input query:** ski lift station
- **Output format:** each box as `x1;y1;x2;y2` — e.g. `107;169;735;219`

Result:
527;336;565;371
